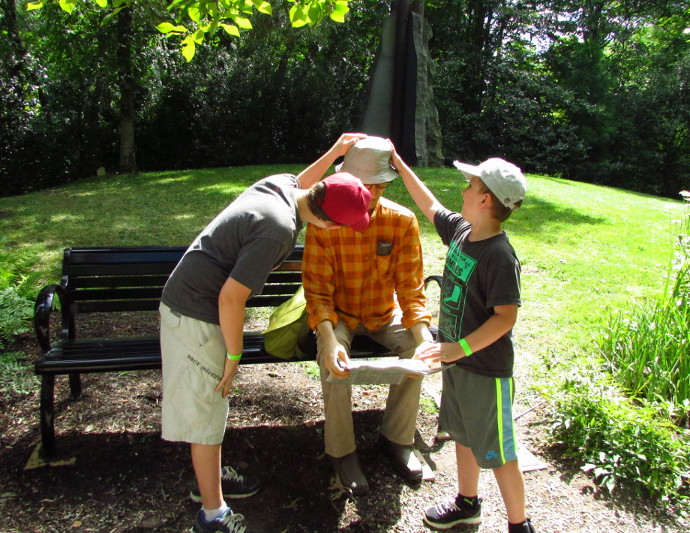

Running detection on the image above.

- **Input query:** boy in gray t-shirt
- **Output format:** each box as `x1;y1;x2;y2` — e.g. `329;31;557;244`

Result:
392;150;536;533
161;134;372;533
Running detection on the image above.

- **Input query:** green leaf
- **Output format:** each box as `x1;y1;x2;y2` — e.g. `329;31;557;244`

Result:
193;28;205;45
181;35;196;62
94;0;108;7
58;0;77;14
307;3;322;25
25;1;45;11
238;0;253;13
188;6;201;23
289;5;309;28
231;16;253;30
330;3;349;23
101;5;124;26
251;0;272;15
157;22;177;34
221;23;240;37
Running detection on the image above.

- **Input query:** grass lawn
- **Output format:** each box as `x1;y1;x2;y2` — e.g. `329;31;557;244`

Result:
2;164;682;366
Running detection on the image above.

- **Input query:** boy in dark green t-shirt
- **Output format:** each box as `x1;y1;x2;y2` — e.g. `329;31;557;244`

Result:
392;150;536;533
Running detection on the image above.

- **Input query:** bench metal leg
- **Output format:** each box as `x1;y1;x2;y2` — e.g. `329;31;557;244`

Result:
40;375;56;458
68;373;82;400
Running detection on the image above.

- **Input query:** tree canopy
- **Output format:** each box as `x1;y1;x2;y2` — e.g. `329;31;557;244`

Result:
1;0;688;197
27;0;351;60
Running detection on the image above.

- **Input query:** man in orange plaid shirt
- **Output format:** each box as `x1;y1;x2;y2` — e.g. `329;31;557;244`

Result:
303;136;434;495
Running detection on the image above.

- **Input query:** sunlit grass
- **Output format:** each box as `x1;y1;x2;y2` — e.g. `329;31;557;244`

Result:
1;165;683;364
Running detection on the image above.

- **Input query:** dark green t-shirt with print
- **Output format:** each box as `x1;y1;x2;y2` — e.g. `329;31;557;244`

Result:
434;208;521;377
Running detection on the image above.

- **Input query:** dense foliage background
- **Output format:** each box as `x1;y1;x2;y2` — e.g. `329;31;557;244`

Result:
1;0;688;197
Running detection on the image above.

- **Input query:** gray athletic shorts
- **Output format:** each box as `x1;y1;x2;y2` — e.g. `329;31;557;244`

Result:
439;365;518;469
159;303;229;445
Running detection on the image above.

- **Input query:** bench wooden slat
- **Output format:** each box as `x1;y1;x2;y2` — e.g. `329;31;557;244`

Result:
64;246;186;263
36;333;396;375
72;300;164;314
69;275;172;289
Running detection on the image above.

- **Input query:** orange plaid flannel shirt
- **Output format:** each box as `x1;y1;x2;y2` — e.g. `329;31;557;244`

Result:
303;197;432;332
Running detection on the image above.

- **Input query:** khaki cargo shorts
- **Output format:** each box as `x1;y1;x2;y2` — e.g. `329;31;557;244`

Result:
159;303;229;445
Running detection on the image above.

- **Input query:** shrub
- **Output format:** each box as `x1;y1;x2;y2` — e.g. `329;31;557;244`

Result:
546;368;690;503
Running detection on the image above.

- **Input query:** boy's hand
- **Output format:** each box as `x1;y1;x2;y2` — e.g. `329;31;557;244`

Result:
418;341;466;363
216;357;240;398
390;148;404;173
331;133;367;158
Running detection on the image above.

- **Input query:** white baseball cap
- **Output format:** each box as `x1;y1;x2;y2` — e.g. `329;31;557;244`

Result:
453;158;526;210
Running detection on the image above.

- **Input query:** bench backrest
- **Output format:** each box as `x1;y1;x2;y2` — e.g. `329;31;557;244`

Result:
61;245;304;315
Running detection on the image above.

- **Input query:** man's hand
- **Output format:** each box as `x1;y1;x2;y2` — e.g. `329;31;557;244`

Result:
413;339;434;359
215;357;240;398
323;340;351;379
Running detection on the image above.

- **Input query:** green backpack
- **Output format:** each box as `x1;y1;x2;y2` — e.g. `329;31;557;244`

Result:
262;286;315;360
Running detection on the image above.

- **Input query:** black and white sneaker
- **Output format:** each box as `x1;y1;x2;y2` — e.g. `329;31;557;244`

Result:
190;508;252;533
424;496;482;529
190;466;261;502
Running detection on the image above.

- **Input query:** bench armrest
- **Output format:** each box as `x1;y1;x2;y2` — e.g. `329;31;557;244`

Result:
424;275;443;290
34;284;66;354
423;275;443;342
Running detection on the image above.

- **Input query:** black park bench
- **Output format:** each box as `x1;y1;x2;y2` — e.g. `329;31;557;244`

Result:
33;245;440;458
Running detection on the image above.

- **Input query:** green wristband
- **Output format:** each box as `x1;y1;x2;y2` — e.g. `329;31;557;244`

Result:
458;338;472;357
226;352;242;361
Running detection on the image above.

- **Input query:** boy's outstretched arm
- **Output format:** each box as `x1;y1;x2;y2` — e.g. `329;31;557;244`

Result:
296;132;367;189
418;304;518;363
391;149;444;224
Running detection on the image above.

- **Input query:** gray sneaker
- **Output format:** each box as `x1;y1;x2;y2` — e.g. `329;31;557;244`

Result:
190;466;261;502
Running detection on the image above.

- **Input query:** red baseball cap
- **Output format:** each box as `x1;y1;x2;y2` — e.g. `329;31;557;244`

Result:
320;172;372;232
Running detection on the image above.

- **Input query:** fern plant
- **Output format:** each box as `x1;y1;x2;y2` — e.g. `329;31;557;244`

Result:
0;240;43;348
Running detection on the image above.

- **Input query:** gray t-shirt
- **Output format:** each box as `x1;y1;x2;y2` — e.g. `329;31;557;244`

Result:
434;208;521;377
161;174;302;324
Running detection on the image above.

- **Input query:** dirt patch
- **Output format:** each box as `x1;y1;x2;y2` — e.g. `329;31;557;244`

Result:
1;319;688;533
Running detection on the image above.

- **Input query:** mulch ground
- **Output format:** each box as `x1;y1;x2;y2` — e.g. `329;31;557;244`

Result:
1;315;688;533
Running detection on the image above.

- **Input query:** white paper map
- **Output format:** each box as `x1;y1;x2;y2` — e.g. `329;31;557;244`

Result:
327;358;451;385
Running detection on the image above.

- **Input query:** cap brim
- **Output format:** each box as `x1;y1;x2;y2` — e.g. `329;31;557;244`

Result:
337;163;398;185
360;168;398;185
346;216;370;232
452;161;481;180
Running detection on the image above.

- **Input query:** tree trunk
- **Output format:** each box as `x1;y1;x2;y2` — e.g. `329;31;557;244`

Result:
2;0;28;92
117;7;137;174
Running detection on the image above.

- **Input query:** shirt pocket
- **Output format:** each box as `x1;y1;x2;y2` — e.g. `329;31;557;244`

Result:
374;244;394;277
